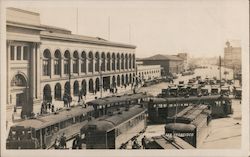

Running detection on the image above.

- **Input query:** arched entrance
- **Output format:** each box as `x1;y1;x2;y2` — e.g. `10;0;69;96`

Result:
11;74;28;108
64;81;70;95
81;80;87;95
54;83;61;100
73;81;79;96
89;79;94;93
95;78;100;91
43;84;52;102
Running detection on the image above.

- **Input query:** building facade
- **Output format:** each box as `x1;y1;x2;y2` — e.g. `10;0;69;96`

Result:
138;54;184;76
224;41;241;73
137;65;161;82
6;8;136;121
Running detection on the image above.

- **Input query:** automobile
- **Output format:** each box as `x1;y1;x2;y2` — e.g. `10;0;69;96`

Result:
211;85;219;95
201;87;209;96
234;87;242;99
220;86;230;96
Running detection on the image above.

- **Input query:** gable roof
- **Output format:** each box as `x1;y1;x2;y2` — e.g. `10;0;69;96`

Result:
140;54;183;61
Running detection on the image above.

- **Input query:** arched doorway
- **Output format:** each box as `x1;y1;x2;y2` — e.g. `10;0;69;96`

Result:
95;78;100;91
54;83;61;100
43;84;52;102
73;81;79;96
112;76;116;88
64;81;70;95
89;79;94;93
11;74;28;108
117;75;120;87
81;80;87;95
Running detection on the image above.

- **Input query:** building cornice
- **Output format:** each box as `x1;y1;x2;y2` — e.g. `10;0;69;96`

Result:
40;32;136;49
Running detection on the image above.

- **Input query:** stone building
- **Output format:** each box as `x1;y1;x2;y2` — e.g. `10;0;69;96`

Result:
138;54;184;76
224;41;241;73
6;8;136;121
137;65;161;82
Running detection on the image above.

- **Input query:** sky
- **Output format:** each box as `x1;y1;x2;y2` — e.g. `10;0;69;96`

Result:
21;0;248;58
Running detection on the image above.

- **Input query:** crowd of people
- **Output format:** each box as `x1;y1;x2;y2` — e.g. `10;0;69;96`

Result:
132;136;148;149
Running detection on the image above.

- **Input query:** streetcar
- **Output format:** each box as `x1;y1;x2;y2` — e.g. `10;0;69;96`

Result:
6;93;149;149
80;105;147;149
147;95;233;123
164;104;212;148
6;105;96;149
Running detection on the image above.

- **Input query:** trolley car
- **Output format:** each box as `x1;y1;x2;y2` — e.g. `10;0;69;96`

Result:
6;93;149;149
6;105;95;149
148;95;232;123
80;105;147;149
165;104;211;148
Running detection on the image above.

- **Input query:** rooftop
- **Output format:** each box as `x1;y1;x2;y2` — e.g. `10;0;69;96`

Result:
139;54;183;61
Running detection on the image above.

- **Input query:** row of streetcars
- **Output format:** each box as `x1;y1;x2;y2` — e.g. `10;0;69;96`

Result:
6;93;149;149
6;92;234;149
148;95;233;123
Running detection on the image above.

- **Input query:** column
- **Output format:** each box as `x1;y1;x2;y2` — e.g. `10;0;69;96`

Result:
50;56;54;78
78;58;81;75
36;43;41;99
31;43;36;99
93;60;95;74
86;59;89;74
6;41;11;104
61;57;64;77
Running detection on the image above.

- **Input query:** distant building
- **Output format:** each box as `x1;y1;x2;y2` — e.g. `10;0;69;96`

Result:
138;54;184;76
224;41;241;73
137;65;161;82
177;53;189;70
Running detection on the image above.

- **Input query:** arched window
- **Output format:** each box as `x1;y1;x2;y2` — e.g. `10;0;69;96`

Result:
88;52;93;73
107;53;111;71
64;50;70;74
129;54;132;69
43;49;51;76
112;53;115;71
125;54;128;69
95;52;100;72
101;52;106;71
132;54;135;68
81;51;87;73
54;50;61;75
121;75;125;86
116;53;120;70
73;51;79;74
121;54;124;70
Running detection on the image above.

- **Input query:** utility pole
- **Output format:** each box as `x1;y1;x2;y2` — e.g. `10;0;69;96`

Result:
219;56;222;89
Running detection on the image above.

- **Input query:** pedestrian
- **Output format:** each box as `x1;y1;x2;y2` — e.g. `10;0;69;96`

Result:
54;135;60;149
60;133;67;149
141;136;146;149
72;138;77;149
115;88;118;93
63;94;68;107
51;104;55;113
68;95;72;108
132;139;140;149
48;102;51;110
76;134;82;149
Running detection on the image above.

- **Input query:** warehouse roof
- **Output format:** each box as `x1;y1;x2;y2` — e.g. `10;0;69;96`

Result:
140;54;183;61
